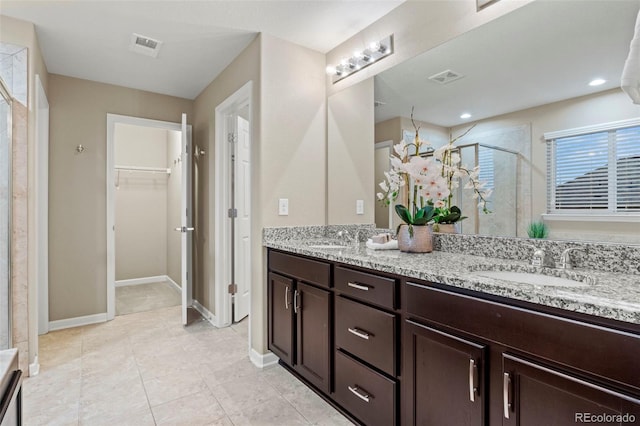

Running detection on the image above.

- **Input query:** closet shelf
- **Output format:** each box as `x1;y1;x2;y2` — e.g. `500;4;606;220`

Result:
115;165;171;175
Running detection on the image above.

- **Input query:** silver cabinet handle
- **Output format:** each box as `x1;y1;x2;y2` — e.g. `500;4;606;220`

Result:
348;327;371;340
347;282;370;291
503;372;512;419
348;385;371;403
293;290;299;314
284;286;290;310
174;226;195;232
469;359;478;402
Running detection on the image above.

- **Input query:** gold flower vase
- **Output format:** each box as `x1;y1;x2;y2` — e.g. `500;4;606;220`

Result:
397;224;433;253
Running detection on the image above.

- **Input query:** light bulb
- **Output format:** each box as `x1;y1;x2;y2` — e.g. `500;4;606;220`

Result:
326;65;336;75
460;113;472;119
589;78;606;86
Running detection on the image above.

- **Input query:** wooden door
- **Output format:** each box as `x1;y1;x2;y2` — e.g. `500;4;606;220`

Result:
404;319;487;426
295;281;331;394
502;354;640;426
267;273;294;366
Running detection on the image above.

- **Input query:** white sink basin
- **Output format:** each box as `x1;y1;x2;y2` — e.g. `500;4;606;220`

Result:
473;270;591;287
307;244;349;249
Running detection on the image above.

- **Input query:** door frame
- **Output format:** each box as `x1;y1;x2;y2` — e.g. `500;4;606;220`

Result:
106;114;191;320
374;140;394;229
213;81;253;328
35;75;49;337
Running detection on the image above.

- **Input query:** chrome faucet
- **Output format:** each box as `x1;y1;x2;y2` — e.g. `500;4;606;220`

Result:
338;229;360;248
556;248;583;270
526;244;553;268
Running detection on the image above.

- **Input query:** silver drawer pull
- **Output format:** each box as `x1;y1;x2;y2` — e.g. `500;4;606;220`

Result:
347;282;370;291
469;359;478;402
348;385;371;403
348;327;371;340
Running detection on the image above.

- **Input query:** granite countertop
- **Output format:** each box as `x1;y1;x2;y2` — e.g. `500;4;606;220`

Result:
264;238;640;326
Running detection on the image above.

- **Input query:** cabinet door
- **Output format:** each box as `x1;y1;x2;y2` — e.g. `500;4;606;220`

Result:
268;273;294;366
404;320;486;426
295;282;331;394
502;354;640;426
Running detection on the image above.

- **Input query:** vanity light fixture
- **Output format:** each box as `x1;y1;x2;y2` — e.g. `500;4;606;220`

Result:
460;113;472;119
589;78;606;86
327;34;394;83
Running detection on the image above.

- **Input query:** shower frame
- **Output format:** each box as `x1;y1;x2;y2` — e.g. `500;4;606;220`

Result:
0;76;13;350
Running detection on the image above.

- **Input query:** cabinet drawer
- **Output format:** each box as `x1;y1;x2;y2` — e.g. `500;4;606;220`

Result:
335;296;397;376
335;266;396;309
269;251;330;288
334;350;396;426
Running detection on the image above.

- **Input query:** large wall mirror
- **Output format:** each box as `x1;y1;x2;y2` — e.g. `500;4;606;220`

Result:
373;0;640;244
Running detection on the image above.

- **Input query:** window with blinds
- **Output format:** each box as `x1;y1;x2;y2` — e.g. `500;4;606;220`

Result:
546;120;640;214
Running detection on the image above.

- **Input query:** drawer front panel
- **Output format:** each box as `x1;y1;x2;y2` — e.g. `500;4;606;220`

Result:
334;350;396;426
406;282;640;391
334;266;396;309
335;296;396;376
269;251;330;288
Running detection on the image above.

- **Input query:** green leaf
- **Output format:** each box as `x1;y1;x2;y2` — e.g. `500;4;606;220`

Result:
395;204;413;224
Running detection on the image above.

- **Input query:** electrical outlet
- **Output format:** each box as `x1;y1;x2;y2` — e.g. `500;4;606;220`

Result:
278;198;289;216
356;199;364;215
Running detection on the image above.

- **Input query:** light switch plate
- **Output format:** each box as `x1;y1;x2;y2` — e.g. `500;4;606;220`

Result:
278;198;289;216
356;199;364;215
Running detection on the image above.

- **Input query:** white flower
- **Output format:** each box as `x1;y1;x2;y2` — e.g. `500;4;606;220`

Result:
450;152;461;165
393;141;408;158
379;181;389;192
433;145;447;161
376;192;384;200
434;200;445;208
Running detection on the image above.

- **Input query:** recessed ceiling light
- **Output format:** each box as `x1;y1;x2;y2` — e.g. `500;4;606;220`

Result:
589;78;606;86
460;113;472;119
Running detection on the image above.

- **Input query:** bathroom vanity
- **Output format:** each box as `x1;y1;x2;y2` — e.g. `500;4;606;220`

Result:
265;230;640;426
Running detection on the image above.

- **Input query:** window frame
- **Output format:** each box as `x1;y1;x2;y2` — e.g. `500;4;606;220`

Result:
544;117;640;220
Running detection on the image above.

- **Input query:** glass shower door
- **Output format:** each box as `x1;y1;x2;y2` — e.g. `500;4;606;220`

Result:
0;80;11;350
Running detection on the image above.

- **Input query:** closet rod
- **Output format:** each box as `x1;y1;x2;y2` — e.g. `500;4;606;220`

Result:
114;165;171;174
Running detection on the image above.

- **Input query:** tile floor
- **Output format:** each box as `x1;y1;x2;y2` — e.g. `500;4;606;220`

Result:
24;306;353;425
116;281;181;316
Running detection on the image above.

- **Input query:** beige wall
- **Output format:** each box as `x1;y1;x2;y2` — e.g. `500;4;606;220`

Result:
114;124;169;280
326;0;533;96
192;35;260;322
451;88;640;243
48;74;192;321
0;15;49;371
327;78;374;224
166;130;181;284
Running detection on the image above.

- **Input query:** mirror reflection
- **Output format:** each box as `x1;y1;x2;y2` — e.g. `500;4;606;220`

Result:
373;0;640;244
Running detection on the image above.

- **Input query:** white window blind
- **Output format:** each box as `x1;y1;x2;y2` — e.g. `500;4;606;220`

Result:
546;120;640;214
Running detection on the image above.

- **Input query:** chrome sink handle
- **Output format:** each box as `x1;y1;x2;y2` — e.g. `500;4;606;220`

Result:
557;248;584;270
525;243;553;268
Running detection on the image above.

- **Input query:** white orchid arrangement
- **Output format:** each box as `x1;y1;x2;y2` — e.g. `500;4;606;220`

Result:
377;110;492;232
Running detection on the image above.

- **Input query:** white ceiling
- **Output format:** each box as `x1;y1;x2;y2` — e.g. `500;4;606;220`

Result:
0;0;404;99
374;0;640;128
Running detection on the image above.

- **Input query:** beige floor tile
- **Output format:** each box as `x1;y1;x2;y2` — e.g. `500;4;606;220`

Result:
79;407;155;426
200;356;259;387
259;364;307;396
282;384;347;425
227;395;311;426
210;374;282;416
151;389;227;425
143;369;209;407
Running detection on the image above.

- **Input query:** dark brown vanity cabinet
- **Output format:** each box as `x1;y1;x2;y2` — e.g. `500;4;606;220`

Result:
405;281;640;426
502;354;640;426
403;320;486;426
267;251;332;394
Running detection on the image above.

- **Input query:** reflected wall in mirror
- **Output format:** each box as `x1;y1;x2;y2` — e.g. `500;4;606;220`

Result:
373;0;640;244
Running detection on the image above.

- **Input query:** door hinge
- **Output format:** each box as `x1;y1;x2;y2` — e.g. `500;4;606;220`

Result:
228;132;236;143
228;208;237;218
228;283;237;294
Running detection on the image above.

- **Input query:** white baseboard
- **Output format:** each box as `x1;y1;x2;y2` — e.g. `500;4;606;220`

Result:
49;313;108;331
250;348;279;369
29;356;39;377
115;275;167;287
192;299;216;325
165;275;181;292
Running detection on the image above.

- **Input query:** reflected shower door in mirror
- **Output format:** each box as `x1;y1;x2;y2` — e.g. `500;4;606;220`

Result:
373;0;640;243
0;78;11;350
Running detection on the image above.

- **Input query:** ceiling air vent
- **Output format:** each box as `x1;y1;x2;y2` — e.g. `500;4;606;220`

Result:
129;33;163;58
428;69;464;85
